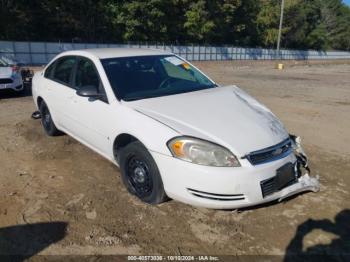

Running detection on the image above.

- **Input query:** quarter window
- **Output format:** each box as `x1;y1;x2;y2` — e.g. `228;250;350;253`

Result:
52;57;76;85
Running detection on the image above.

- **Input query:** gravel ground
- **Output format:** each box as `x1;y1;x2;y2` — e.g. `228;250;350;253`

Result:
0;61;349;260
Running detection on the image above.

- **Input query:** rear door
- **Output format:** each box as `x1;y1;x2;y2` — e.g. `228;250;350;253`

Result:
43;56;77;128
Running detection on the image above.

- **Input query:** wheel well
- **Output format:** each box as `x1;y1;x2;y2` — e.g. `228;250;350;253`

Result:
37;96;43;107
113;134;139;159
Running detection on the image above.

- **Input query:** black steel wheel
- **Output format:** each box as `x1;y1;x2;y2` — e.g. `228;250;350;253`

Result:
39;100;61;136
126;155;153;198
118;141;168;204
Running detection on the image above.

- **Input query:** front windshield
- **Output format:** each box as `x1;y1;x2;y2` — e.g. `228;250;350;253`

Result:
101;55;216;101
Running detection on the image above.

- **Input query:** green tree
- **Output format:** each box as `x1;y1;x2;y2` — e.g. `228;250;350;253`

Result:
332;4;350;50
183;0;215;42
256;0;350;50
111;0;170;42
1;0;350;50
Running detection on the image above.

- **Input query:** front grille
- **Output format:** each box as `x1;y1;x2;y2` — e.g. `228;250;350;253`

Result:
260;175;297;198
245;138;292;165
188;188;245;201
0;78;13;84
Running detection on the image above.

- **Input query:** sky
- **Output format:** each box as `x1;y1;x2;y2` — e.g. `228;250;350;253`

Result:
344;0;350;6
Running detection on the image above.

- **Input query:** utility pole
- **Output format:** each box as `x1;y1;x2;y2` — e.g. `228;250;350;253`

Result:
276;0;285;59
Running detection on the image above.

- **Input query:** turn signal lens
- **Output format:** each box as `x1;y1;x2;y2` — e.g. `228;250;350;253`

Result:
172;141;185;157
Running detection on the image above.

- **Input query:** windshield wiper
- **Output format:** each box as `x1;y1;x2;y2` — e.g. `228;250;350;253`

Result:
122;94;161;101
195;84;218;89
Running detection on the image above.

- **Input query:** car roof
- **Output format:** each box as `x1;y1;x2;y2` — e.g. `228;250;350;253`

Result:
61;48;173;59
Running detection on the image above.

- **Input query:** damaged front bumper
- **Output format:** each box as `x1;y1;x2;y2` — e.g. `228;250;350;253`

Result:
278;173;320;202
278;135;320;202
152;135;320;209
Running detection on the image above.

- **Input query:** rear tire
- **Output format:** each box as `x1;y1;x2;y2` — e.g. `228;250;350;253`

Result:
39;100;61;136
118;141;168;204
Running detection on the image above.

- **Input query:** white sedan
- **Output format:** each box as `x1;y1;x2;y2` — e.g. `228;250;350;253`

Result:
0;58;24;92
32;48;319;209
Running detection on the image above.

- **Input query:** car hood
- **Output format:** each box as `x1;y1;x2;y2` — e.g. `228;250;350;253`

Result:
124;86;289;156
0;67;12;78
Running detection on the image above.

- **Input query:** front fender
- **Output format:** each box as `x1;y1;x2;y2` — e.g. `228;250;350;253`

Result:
111;105;180;157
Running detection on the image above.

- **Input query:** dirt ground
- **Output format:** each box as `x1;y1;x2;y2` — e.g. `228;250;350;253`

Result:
0;61;349;259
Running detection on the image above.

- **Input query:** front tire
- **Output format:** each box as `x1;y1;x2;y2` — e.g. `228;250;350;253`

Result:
118;141;168;204
39;100;61;136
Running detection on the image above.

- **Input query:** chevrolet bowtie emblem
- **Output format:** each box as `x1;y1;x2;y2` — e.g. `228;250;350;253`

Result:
272;148;283;156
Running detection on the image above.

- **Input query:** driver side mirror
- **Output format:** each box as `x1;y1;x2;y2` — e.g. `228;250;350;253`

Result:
76;85;105;100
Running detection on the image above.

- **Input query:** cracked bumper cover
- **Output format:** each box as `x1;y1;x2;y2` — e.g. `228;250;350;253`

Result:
278;173;320;202
278;135;320;201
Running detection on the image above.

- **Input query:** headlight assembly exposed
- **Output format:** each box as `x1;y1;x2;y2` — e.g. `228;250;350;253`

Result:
167;137;240;167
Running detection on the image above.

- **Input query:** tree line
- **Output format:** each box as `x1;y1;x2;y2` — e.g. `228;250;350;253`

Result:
1;0;350;51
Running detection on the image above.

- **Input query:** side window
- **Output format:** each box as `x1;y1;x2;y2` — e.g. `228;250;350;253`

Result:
52;57;76;85
74;58;108;103
75;58;100;90
44;62;55;79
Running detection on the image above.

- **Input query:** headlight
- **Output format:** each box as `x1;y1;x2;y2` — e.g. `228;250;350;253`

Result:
167;137;240;167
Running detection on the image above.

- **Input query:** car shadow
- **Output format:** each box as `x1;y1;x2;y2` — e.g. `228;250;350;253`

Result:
0;222;67;261
0;82;32;99
284;209;350;262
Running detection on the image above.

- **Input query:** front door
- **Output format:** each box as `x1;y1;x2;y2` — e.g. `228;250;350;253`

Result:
67;57;114;156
